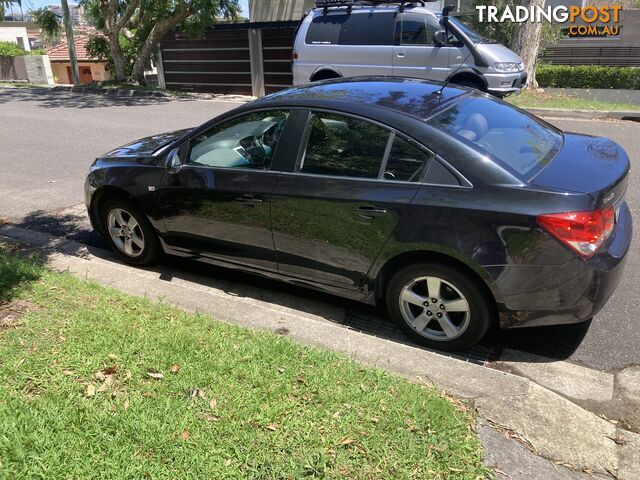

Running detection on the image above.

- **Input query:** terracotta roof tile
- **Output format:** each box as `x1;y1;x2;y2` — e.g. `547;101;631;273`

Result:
46;35;101;62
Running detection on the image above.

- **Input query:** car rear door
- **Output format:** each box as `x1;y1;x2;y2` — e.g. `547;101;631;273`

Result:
158;109;295;272
270;110;431;290
393;13;450;81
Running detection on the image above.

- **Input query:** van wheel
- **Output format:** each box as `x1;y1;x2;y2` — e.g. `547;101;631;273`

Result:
386;262;492;352
100;197;161;266
310;70;341;82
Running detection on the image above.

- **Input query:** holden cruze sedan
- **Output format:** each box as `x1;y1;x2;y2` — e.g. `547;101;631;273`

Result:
85;77;632;351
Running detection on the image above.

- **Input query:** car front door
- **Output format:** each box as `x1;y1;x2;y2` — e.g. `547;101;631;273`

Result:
393;13;450;82
270;110;431;290
158;109;293;272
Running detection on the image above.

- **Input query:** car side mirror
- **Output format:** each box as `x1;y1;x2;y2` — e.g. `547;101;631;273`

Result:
433;30;447;46
166;147;183;174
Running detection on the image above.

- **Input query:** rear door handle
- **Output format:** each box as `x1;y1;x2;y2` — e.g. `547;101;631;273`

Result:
235;194;263;207
354;205;387;219
396;52;405;58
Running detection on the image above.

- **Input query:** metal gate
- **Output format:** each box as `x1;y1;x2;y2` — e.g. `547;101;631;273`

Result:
160;22;297;96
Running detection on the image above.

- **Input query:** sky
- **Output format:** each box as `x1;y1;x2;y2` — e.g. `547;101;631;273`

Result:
18;0;250;16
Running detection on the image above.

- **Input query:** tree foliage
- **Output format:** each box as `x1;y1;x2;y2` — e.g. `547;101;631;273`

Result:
80;0;240;84
33;8;62;47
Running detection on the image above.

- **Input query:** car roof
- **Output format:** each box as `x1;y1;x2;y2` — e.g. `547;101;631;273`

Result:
250;77;470;121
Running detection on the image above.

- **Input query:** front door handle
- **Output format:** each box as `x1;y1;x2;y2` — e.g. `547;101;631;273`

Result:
354;205;387;219
396;52;405;58
235;194;263;207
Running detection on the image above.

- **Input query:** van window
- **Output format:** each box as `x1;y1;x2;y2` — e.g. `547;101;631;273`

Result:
401;15;439;45
306;12;395;46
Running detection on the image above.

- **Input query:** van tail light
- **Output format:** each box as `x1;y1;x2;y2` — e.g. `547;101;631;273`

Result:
292;50;299;60
537;207;615;258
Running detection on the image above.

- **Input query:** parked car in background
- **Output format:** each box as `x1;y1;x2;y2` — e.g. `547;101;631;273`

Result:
85;78;631;351
293;0;526;96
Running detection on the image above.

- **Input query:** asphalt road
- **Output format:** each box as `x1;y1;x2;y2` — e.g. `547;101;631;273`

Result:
1;87;638;372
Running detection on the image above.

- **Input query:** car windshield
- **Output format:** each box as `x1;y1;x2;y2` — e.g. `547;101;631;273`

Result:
427;96;563;178
440;16;485;43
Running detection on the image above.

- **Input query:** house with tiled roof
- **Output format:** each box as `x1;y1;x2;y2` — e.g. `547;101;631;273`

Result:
46;35;110;84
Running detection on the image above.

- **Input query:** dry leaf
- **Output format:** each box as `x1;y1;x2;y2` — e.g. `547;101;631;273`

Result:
146;371;164;380
94;371;107;382
181;429;190;440
170;364;181;373
85;384;96;397
123;400;130;410
107;354;118;360
209;398;218;410
200;413;220;422
143;391;154;398
606;435;628;445
338;437;355;445
103;366;118;375
332;411;341;419
266;424;278;431
63;369;74;375
277;368;285;373
225;459;232;466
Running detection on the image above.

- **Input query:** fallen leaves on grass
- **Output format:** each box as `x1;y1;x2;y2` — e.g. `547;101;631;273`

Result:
146;370;164;380
180;429;190;440
199;413;220;422
170;364;181;373
85;384;96;397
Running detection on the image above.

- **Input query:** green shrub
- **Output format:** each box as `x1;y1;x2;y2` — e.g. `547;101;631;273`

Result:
536;65;640;90
0;41;27;57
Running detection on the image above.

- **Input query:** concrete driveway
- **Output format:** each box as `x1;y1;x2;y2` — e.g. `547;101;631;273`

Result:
1;86;638;373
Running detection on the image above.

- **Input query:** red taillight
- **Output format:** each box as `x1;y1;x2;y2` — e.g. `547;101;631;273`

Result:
537;207;615;258
292;51;299;60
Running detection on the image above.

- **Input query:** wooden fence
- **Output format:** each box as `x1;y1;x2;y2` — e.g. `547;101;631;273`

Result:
159;22;297;96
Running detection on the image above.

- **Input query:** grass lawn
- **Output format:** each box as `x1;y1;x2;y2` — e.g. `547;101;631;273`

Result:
508;90;640;112
0;244;487;479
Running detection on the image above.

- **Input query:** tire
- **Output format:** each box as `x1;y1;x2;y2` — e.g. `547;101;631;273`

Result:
385;262;493;351
99;197;161;266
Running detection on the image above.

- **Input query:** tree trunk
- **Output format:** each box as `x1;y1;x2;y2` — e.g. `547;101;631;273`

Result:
61;0;80;86
130;11;190;84
510;0;545;89
109;32;127;82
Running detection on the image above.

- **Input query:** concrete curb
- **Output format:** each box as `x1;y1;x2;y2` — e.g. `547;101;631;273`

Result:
1;225;639;478
51;85;171;98
525;107;640;122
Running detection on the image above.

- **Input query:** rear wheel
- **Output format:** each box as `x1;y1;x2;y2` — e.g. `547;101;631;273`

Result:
100;198;161;266
310;70;341;82
386;262;492;351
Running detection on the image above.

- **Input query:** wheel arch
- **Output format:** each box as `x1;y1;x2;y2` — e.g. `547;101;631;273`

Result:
373;250;500;315
449;70;488;91
89;185;136;235
310;67;342;82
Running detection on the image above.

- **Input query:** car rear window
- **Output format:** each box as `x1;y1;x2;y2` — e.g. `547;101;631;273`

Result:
427;96;562;178
306;12;395;45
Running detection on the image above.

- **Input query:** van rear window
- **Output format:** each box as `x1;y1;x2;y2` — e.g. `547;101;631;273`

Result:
306;12;395;45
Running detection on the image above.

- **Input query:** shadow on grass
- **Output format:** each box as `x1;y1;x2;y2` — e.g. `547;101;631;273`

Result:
0;242;43;303
5;208;591;364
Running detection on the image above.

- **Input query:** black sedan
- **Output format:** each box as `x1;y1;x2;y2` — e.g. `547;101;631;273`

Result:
85;78;632;351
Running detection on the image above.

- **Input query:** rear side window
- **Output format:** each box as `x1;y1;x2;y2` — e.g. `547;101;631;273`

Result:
383;137;430;182
306;12;395;45
298;112;390;178
428;97;563;178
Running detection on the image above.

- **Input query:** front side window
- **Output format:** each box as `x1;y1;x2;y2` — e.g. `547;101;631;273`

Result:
299;112;390;179
401;16;439;45
188;110;289;169
428;97;562;177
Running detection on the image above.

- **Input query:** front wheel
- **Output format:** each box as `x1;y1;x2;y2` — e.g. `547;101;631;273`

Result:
100;198;161;266
386;263;493;351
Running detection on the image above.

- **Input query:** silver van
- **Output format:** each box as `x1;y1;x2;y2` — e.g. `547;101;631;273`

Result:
292;1;527;96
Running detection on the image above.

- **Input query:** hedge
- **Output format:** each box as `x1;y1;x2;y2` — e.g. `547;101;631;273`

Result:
536;65;640;90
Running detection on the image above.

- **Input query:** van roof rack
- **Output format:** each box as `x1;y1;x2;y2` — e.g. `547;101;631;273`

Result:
314;1;428;14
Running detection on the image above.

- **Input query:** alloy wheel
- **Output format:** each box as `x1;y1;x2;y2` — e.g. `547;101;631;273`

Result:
398;275;471;342
107;208;145;258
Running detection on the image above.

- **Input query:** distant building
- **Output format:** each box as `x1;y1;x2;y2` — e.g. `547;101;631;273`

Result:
0;22;31;50
46;35;109;84
45;4;87;26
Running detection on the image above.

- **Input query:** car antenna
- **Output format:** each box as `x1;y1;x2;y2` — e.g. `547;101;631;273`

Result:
435;5;482;96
